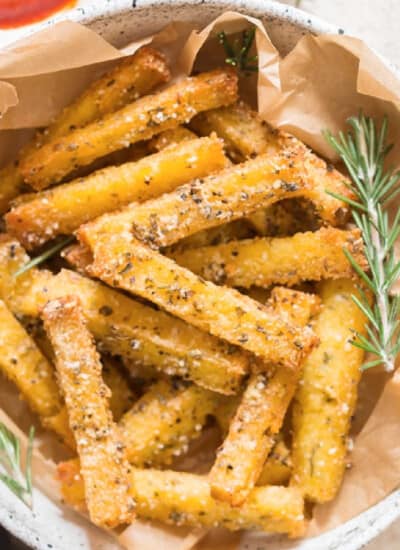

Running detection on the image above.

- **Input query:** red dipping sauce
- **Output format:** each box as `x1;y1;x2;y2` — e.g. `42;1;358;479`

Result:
0;0;76;29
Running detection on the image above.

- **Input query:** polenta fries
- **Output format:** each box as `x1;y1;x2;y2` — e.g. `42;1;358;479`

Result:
21;69;238;189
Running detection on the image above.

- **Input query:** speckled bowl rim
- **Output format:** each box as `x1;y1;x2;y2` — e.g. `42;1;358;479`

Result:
1;1;400;549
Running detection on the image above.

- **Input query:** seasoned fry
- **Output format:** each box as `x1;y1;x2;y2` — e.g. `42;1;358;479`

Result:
57;463;305;536
169;227;367;288
45;47;170;141
190;101;290;161
60;376;220;500
0;238;247;394
118;378;218;466
0;47;170;210
291;279;367;503
0;299;70;438
42;296;135;527
21;69;238;189
81;227;317;370
190;102;350;226
209;288;320;505
7;136;226;249
79;144;349;257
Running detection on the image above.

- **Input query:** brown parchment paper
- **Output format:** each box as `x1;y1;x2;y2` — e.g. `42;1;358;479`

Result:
1;9;400;550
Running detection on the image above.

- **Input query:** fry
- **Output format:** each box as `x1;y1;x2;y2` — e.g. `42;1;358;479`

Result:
0;299;72;442
7;136;226;249
42;296;135;527
57;463;305;536
169;227;367;288
0;47;170;209
209;288;320;505
190;102;350;225
21;69;238;189
82;228;317;370
190;101;289;161
291;279;367;503
118;378;218;466
0;238;247;394
79;145;349;257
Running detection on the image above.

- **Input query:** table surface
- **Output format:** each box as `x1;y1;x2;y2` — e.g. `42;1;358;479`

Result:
0;1;399;549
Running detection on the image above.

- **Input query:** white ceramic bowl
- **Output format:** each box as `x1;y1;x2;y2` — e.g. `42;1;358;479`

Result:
1;2;400;549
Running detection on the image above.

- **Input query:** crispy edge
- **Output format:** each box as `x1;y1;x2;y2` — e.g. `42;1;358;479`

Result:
42;295;135;527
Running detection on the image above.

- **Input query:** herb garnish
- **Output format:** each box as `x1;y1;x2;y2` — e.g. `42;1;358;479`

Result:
0;423;34;508
325;113;400;371
14;235;74;278
218;27;258;73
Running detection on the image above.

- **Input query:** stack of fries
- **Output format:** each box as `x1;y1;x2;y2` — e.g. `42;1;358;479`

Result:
0;46;369;538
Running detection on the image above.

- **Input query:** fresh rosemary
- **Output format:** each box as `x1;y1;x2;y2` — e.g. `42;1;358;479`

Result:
218;27;258;73
14;235;75;278
0;423;34;508
325;113;400;371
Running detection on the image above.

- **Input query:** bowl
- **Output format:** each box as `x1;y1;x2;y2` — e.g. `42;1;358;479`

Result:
1;1;399;549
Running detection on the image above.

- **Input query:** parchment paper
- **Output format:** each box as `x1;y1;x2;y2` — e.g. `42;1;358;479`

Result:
1;9;400;550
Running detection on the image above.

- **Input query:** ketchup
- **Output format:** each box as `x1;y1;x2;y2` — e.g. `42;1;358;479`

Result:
0;0;76;29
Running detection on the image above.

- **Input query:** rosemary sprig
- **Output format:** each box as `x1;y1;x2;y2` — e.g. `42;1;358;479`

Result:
325;113;400;371
14;235;75;278
218;27;258;73
0;423;34;508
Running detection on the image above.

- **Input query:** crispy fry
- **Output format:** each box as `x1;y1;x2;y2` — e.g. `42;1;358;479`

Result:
0;299;74;446
190;101;289;161
81;226;317;370
57;463;305;536
45;47;170;141
79;145;349;257
42;296;135;527
62;243;93;274
0;47;170;210
118;378;218;466
21;69;238;189
7;136;226;249
291;279;367;503
169;227;367;288
149;127;197;152
0;238;247;394
209;288;320;505
190;102;350;226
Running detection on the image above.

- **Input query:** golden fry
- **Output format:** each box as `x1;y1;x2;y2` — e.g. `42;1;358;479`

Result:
291;279;367;503
79;144;349;255
257;439;292;486
190;102;350;226
57;463;305;536
0;238;247;394
0;47;170;210
7;136;226;249
81;228;317;370
42;296;135;528
170;227;367;288
20;69;238;189
102;357;136;422
209;289;320;505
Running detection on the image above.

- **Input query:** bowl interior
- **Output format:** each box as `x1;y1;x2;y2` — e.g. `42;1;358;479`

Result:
0;2;398;550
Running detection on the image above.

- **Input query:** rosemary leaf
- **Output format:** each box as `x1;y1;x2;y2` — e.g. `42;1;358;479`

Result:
0;422;34;508
325;113;400;371
218;27;258;74
14;235;75;278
